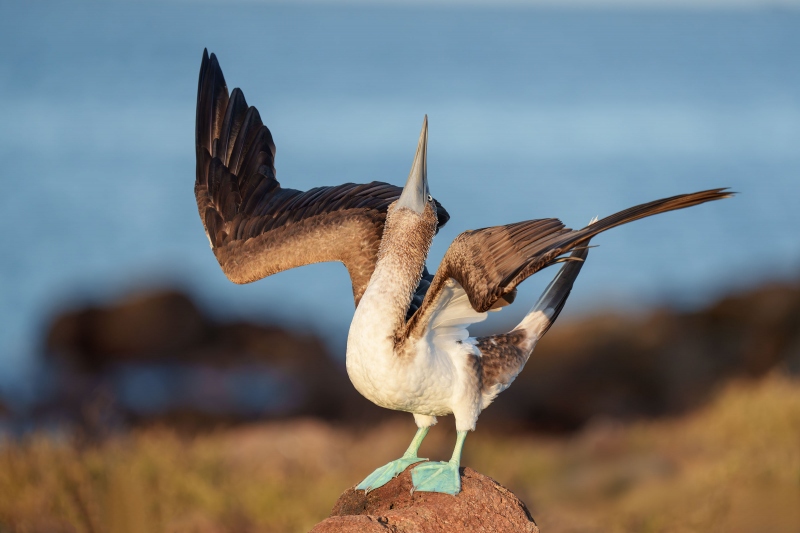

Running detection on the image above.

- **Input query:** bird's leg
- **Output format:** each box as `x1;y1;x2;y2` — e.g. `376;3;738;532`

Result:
411;430;467;495
356;426;430;492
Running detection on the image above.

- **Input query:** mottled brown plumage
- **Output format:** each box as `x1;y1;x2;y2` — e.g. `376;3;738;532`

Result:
476;330;528;394
194;50;449;305
373;202;439;350
475;244;591;399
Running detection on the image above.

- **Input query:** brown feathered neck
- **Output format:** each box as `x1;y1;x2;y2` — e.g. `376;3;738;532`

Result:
371;201;438;347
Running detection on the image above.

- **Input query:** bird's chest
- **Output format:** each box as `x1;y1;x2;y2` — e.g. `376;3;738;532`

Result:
346;325;456;415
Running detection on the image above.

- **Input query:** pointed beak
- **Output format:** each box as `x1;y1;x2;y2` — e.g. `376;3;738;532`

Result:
396;115;429;214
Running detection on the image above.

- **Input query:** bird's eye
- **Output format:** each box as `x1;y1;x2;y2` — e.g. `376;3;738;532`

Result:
427;194;433;202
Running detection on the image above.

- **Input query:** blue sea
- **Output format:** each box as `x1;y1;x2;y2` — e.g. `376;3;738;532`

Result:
1;1;799;402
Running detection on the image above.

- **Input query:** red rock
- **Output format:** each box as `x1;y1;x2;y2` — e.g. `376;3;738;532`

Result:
310;467;539;533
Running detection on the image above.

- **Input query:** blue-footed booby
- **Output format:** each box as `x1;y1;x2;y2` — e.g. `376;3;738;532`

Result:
347;117;731;495
193;49;732;497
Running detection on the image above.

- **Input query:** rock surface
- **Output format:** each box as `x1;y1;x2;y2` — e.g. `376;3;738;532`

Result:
309;467;539;533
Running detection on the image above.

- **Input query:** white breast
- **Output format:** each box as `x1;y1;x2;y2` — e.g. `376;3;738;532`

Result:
346;276;488;419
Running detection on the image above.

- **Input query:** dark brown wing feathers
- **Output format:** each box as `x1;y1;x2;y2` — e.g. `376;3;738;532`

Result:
504;188;733;294
407;188;732;336
194;49;449;305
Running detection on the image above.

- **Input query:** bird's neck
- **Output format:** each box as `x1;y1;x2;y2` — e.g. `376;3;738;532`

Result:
353;209;434;345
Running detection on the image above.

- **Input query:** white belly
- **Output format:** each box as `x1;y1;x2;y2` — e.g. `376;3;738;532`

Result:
345;262;484;423
346;308;460;416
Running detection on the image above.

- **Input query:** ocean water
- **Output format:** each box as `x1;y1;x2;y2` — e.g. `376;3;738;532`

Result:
1;1;799;400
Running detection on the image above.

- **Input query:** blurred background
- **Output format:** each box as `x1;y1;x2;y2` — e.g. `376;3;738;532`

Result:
1;0;799;532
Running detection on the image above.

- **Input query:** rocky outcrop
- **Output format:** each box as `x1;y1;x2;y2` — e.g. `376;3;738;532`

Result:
310;467;538;533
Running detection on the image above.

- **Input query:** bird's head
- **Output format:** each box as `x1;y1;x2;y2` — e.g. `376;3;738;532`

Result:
385;115;439;248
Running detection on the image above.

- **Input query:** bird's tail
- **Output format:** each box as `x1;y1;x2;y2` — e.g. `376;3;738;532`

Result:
476;236;591;409
513;228;593;346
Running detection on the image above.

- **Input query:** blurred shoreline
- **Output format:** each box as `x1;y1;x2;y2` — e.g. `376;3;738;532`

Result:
1;275;795;437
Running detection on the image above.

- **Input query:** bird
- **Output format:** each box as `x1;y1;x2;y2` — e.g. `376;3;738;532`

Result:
194;49;450;307
346;117;732;495
193;49;732;496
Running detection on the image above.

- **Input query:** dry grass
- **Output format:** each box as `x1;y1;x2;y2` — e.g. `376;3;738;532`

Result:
2;375;799;533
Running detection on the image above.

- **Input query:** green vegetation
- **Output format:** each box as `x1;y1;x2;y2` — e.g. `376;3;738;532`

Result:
2;376;799;533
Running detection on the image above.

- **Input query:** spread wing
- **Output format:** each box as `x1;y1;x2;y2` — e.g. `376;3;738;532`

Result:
194;50;449;306
406;188;732;338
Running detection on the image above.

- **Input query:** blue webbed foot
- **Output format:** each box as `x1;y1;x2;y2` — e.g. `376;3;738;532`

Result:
356;455;427;492
411;460;461;495
358;426;431;492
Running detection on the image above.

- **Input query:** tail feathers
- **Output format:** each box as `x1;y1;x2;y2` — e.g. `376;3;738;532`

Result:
477;239;590;409
516;241;590;340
